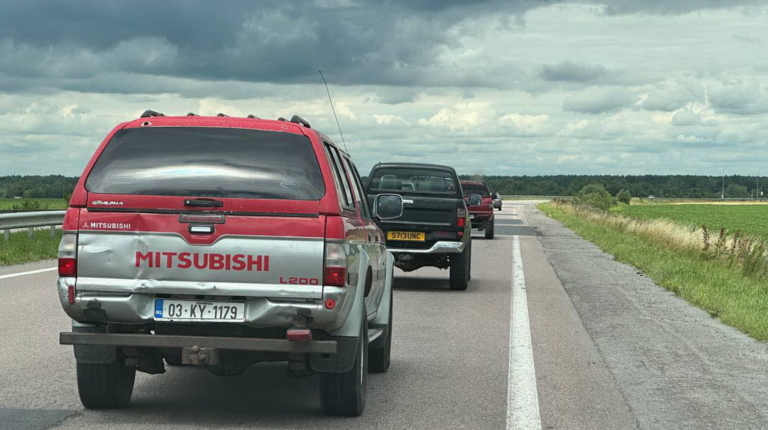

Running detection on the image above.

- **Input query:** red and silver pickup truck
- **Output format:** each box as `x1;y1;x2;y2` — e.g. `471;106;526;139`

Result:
56;111;395;416
460;181;495;239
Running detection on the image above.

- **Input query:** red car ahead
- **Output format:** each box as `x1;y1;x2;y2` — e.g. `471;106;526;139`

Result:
460;181;495;239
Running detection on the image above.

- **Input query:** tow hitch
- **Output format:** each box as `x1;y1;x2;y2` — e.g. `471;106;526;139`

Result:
182;345;220;365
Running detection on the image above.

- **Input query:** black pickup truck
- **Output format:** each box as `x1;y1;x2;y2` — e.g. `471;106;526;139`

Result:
365;162;473;290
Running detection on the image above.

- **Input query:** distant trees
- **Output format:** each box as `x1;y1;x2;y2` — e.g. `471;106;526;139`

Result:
0;174;764;200
0;175;78;198
459;174;764;199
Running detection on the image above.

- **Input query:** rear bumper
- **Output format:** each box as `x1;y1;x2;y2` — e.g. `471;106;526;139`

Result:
388;240;466;254
57;278;350;330
60;331;338;354
469;212;493;226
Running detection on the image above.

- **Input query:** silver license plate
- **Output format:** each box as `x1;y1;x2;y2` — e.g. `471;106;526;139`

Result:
154;299;245;322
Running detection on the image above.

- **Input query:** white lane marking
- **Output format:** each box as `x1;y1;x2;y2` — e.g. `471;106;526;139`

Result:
0;267;57;280
507;235;542;430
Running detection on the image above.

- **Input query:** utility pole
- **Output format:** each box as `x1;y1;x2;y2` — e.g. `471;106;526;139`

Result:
757;168;762;201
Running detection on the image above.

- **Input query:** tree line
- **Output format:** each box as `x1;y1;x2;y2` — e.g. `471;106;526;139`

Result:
460;174;764;199
1;174;765;199
0;175;79;199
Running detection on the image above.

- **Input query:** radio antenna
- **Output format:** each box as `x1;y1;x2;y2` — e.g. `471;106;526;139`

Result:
319;70;348;153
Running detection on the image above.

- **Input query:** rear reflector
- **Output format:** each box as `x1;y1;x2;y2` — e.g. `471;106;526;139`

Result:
58;258;77;277
67;285;76;304
287;328;313;342
324;298;337;309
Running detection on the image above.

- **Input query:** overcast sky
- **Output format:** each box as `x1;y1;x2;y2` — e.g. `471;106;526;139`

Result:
1;0;767;177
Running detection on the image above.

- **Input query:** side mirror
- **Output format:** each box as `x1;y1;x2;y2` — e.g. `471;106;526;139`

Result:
373;194;403;220
468;194;482;206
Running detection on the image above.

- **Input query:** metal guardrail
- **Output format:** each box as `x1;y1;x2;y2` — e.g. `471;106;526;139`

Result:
0;210;66;241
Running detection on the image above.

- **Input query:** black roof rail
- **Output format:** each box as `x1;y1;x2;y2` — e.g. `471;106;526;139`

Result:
140;110;165;118
290;115;311;128
247;114;260;119
216;113;229;117
277;117;288;122
186;112;198;116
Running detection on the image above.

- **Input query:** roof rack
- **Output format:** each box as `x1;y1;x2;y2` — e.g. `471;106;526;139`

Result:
247;114;260;119
276;115;311;128
140;110;165;118
290;115;311;128
186;112;198;116
216;113;229;117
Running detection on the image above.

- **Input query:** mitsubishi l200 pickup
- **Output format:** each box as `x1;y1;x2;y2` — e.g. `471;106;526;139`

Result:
57;111;395;416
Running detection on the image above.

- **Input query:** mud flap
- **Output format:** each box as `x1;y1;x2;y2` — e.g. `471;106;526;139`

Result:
72;324;116;364
310;336;358;373
74;345;117;364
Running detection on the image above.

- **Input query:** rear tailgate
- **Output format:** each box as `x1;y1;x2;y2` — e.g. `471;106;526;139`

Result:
75;209;325;299
372;196;461;250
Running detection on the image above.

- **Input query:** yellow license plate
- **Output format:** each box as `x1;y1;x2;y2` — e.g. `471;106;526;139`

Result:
387;231;426;241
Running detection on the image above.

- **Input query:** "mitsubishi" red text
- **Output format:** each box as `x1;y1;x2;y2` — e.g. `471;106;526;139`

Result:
135;251;270;271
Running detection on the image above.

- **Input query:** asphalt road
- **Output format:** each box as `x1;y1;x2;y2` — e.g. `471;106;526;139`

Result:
2;202;768;429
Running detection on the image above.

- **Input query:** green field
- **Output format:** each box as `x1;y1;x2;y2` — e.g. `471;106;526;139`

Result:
614;203;768;241
0;198;67;210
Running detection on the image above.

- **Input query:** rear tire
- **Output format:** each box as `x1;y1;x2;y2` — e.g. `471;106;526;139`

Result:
369;291;392;373
320;312;368;416
77;353;136;409
449;241;470;290
485;219;495;239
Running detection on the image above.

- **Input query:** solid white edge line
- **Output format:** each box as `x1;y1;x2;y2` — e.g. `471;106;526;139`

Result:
0;267;57;280
507;235;542;430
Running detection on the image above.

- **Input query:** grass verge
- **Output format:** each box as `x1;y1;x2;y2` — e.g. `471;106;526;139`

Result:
0;198;67;210
0;229;61;266
539;202;768;342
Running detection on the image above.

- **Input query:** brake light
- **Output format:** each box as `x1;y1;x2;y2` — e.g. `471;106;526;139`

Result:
58;234;78;277
457;208;467;227
324;242;347;287
59;258;77;277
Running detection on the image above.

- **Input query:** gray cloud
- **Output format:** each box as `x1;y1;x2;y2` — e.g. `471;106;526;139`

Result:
562;87;636;114
600;0;764;15
671;109;701;126
708;81;768;115
0;0;544;94
641;82;703;111
539;61;608;83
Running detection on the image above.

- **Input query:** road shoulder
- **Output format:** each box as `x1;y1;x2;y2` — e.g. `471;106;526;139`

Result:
527;204;768;429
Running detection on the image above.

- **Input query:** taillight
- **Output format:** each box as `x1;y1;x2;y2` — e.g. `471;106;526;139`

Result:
324;242;347;287
58;258;77;277
58;234;78;277
457;208;467;227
